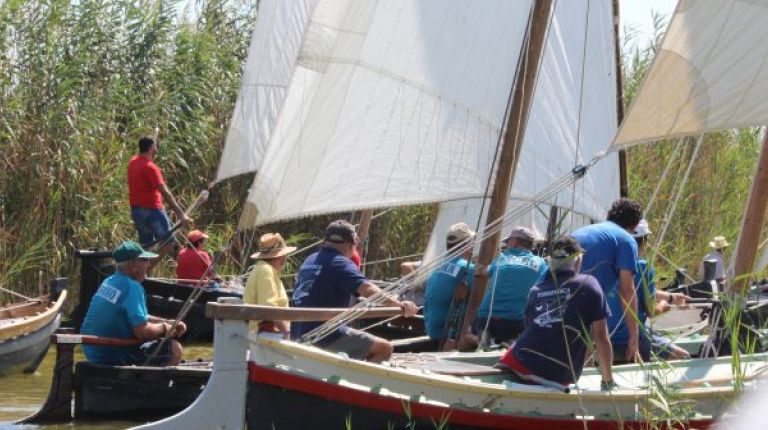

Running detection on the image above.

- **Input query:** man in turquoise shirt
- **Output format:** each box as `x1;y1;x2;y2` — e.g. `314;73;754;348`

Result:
424;222;476;351
81;241;187;365
475;227;548;345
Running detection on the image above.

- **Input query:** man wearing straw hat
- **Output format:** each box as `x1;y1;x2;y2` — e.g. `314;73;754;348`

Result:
699;235;729;285
292;220;418;363
244;233;297;338
81;241;187;366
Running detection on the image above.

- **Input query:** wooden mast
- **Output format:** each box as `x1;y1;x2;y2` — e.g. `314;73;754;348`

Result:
612;0;629;198
457;0;554;350
731;132;768;294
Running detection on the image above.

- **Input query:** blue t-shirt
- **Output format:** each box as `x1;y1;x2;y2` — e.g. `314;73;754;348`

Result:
424;256;474;340
81;272;149;364
291;247;367;342
572;221;638;294
509;270;608;384
608;259;654;345
477;248;547;320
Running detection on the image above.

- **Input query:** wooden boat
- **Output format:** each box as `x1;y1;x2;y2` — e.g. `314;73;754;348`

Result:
0;288;67;375
129;301;766;430
71;249;242;341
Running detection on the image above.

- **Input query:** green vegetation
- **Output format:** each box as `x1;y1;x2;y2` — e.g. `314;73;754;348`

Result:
0;3;765;312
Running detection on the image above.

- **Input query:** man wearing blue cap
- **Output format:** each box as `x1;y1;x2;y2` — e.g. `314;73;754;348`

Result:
81;241;187;365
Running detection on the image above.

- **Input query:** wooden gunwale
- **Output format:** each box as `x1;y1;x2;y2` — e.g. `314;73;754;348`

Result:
0;290;67;342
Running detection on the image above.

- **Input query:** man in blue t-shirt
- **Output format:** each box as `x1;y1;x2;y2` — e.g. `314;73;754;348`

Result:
81;241;187;366
474;227;548;344
424;222;476;350
608;219;691;361
572;198;641;362
292;220;418;363
499;236;614;388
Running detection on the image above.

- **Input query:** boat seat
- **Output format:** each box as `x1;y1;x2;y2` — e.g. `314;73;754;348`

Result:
399;359;507;377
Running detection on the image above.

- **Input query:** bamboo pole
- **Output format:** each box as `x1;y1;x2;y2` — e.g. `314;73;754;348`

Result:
456;0;554;350
731;131;768;294
612;0;629;198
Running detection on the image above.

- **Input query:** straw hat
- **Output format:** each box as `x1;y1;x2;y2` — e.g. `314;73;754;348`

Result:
709;235;729;249
250;233;297;259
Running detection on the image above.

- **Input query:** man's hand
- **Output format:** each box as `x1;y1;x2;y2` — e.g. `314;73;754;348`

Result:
670;292;690;307
180;214;193;227
398;300;418;318
168;320;187;338
625;337;642;363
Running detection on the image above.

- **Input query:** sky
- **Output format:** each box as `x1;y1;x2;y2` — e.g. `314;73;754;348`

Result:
620;0;678;46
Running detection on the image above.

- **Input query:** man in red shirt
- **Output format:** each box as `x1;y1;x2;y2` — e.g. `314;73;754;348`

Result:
128;136;192;257
176;229;219;287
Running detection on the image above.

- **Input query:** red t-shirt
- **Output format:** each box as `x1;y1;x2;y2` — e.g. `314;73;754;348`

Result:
176;248;212;282
128;155;165;209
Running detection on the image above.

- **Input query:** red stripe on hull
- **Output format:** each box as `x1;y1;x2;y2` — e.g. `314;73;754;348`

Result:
248;362;713;430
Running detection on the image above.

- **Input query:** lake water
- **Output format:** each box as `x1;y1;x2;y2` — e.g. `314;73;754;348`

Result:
0;344;213;430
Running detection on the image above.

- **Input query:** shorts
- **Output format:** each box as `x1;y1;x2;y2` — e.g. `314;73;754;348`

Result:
131;207;172;247
317;327;376;360
472;317;524;343
116;340;174;366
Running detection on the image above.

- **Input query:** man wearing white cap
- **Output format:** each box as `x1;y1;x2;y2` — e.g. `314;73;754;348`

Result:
607;220;690;362
424;222;476;350
699;235;729;285
474;226;548;345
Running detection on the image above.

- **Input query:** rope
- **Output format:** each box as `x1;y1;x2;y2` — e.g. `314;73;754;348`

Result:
644;137;684;216
301;153;606;344
651;134;704;254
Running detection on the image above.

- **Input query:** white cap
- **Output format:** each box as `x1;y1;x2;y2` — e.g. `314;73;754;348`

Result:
632;219;652;238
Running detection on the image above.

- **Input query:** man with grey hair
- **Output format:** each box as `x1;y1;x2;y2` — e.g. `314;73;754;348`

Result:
292;220;418;363
81;241;187;366
473;226;548;345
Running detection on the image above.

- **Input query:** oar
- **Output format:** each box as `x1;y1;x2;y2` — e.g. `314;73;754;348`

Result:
141;189;210;250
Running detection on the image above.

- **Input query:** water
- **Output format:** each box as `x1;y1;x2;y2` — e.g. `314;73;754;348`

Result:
0;343;213;430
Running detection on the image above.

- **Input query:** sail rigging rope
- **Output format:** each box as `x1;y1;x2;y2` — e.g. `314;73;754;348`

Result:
643;137;684;217
301;151;606;344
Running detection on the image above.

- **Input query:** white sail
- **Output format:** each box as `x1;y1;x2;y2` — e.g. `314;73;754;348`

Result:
216;0;318;183
424;0;619;262
234;0;536;227
613;0;768;149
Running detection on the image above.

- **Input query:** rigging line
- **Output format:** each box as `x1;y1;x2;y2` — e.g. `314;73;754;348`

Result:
648;246;698;283
644;137;684;216
568;0;591;233
302;156;606;343
651;134;704;259
361;253;424;267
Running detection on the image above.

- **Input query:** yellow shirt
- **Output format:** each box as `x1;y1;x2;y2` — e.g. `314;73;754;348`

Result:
244;260;289;332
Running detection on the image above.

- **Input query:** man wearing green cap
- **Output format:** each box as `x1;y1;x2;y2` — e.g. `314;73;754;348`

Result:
81;241;187;365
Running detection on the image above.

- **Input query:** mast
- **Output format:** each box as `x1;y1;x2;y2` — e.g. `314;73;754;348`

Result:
457;0;554;349
612;0;629;198
731;131;768;294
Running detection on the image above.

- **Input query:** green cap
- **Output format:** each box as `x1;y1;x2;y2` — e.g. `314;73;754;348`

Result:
112;241;158;262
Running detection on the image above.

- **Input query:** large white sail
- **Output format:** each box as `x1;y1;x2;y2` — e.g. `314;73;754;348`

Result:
612;0;768;149
233;0;536;227
216;0;318;183
424;0;619;261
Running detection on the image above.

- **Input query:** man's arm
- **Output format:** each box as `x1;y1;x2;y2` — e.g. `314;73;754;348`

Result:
591;319;614;388
144;315;187;338
618;269;640;362
356;281;418;317
159;184;193;226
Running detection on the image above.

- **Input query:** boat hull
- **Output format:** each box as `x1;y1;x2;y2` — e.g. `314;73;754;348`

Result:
246;363;714;430
0;314;61;375
74;361;210;420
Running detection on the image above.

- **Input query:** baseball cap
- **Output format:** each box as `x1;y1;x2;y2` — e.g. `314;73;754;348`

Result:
187;229;209;242
446;222;475;245
113;241;158;262
325;220;357;244
503;226;535;243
